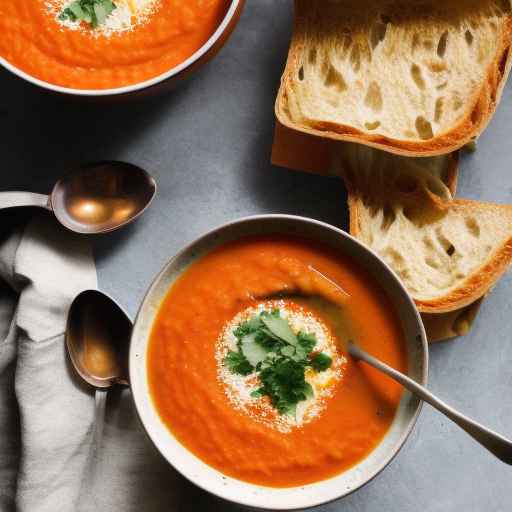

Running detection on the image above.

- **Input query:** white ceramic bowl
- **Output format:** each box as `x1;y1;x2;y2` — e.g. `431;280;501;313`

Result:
0;0;244;98
130;215;428;509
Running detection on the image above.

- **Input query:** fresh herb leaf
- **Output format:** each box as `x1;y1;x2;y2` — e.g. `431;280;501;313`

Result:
290;331;315;362
233;315;263;340
310;352;332;372
254;328;282;352
224;350;253;376
303;381;314;399
297;330;317;352
261;351;278;366
94;3;109;26
250;389;264;398
240;333;269;367
280;345;296;358
293;345;309;362
257;357;312;415
282;401;297;417
60;0;116;28
224;308;333;416
233;324;250;340
261;312;298;346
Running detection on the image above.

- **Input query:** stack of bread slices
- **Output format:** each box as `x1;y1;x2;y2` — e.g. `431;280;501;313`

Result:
276;0;512;341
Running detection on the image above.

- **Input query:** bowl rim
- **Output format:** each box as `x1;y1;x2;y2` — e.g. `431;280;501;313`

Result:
0;0;242;97
129;214;429;509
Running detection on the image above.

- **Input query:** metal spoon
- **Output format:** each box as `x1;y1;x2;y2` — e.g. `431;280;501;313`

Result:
66;289;132;388
264;268;512;464
348;340;512;465
0;161;156;234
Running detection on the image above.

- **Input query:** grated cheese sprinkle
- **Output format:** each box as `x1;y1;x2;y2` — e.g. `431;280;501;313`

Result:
215;301;347;433
46;0;161;37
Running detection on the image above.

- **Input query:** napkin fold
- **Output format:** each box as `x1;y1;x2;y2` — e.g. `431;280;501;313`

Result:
0;211;209;512
0;212;97;511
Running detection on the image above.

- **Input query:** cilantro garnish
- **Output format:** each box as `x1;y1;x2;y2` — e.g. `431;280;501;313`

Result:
225;350;253;376
257;357;314;416
59;0;116;28
224;309;333;416
310;352;333;372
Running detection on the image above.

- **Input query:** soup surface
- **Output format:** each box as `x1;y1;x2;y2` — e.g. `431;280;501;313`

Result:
0;0;231;89
148;236;407;487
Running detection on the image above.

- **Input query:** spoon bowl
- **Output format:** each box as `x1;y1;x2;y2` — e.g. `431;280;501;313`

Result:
66;289;132;388
51;161;156;234
0;161;156;234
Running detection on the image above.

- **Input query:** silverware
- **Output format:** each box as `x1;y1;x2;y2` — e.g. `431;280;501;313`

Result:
266;266;512;464
348;340;512;465
0;161;156;234
127;214;428;507
66;289;131;388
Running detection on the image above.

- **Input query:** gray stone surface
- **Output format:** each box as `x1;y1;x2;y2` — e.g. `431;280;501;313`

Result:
0;1;511;510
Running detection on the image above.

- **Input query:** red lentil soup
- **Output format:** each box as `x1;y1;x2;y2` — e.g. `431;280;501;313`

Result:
147;236;407;487
0;0;231;89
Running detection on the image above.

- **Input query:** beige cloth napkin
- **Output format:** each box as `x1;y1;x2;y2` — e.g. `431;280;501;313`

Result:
0;212;97;511
0;212;202;512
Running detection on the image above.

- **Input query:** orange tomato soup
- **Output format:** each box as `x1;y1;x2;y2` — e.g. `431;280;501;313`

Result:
0;0;231;89
148;236;407;487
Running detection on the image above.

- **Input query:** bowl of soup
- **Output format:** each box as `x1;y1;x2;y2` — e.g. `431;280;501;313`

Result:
130;215;428;509
0;0;243;97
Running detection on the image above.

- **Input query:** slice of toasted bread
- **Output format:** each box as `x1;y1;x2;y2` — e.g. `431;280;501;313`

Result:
334;143;459;214
350;194;512;313
331;144;491;336
276;0;512;156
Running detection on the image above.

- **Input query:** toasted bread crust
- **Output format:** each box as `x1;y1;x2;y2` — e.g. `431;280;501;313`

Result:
276;1;512;157
349;197;512;313
415;235;512;312
344;151;459;235
421;298;483;342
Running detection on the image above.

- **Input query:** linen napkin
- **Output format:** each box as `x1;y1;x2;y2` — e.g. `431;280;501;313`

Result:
0;211;97;511
0;211;201;512
271;121;483;342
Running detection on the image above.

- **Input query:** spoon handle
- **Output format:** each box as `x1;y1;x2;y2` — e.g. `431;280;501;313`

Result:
0;192;49;211
348;342;512;465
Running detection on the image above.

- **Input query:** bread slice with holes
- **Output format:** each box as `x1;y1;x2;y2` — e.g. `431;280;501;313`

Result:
334;142;459;209
331;143;492;336
276;0;512;156
350;195;512;313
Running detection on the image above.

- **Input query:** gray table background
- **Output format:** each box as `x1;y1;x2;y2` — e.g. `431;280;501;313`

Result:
1;1;511;510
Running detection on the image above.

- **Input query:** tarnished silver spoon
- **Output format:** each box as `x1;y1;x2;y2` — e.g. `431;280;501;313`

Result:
349;340;512;464
0;161;156;234
66;289;131;388
265;268;512;464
